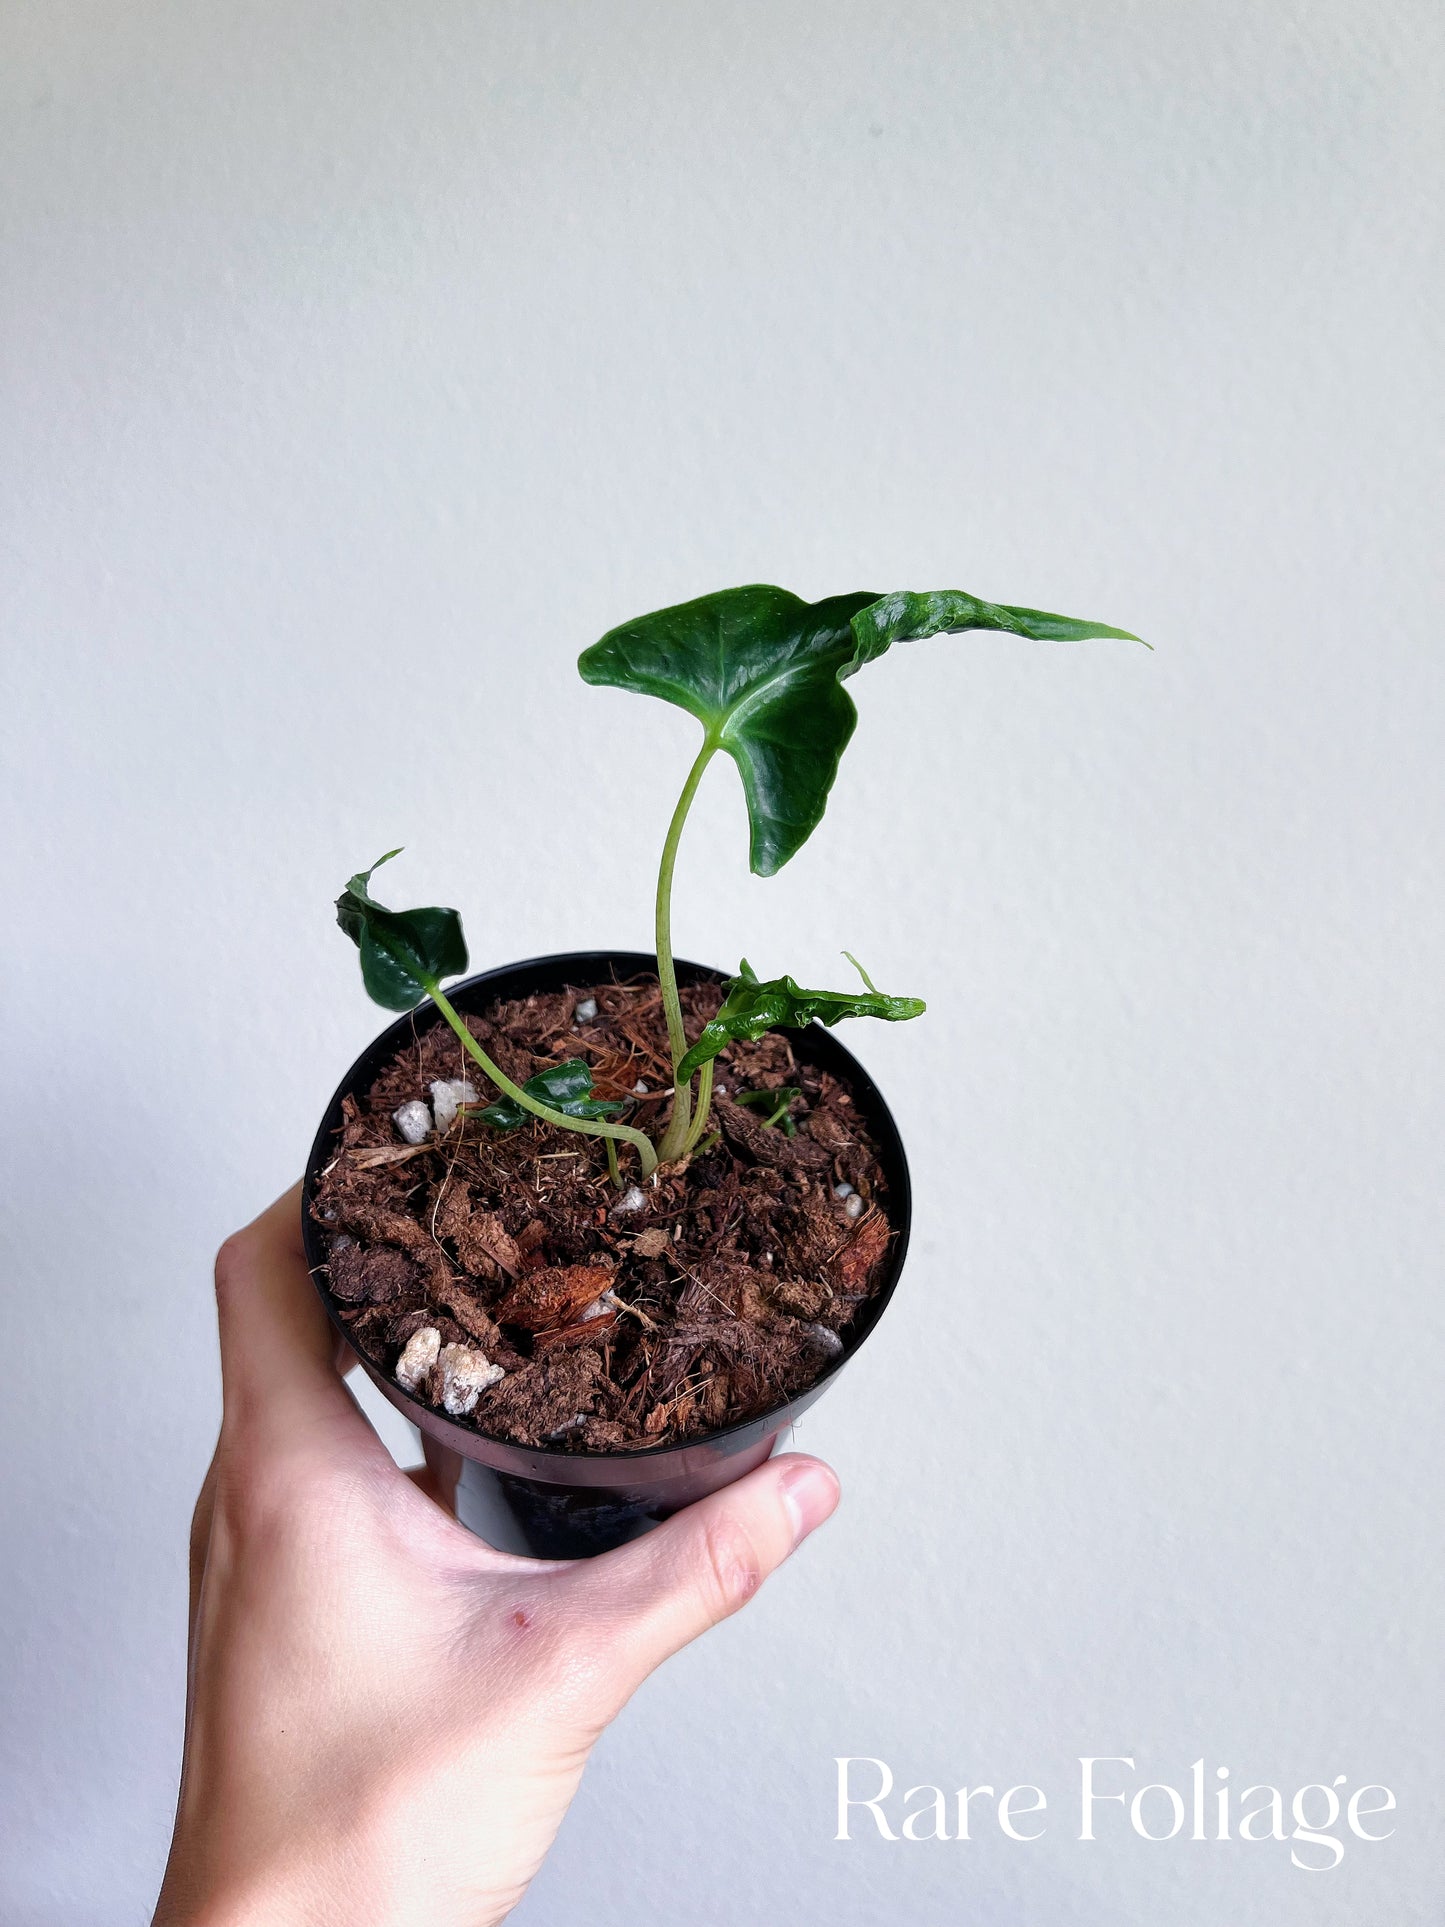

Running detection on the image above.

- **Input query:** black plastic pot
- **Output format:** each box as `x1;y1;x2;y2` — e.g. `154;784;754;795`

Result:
302;952;910;1558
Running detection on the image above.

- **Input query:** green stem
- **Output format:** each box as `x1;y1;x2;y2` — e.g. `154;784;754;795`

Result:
681;1059;715;1157
604;1136;622;1188
425;979;658;1178
655;737;718;1162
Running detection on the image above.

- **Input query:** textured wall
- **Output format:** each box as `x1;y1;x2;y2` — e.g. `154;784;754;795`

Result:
3;3;1442;1921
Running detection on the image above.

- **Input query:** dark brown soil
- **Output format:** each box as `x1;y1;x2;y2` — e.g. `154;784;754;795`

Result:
309;974;898;1451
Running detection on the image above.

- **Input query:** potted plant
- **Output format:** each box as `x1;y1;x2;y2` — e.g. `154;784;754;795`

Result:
303;583;1142;1555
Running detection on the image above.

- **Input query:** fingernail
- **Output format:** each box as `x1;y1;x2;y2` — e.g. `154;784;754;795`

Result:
777;1459;840;1546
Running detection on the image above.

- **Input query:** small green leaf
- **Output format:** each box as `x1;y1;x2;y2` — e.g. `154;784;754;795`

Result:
335;850;468;1011
479;1059;628;1132
579;584;1143;875
734;1085;802;1133
733;1085;803;1111
678;960;925;1080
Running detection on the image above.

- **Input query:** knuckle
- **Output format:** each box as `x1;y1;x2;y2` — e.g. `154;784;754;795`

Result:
213;1227;260;1307
698;1514;763;1620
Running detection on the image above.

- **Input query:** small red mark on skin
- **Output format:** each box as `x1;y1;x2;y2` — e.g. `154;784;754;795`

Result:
512;1609;529;1629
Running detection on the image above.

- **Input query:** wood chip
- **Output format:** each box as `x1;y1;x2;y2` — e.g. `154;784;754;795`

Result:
433;1187;523;1279
533;1306;620;1353
498;1262;617;1333
346;1143;434;1170
828;1211;891;1291
428;1272;507;1350
714;1093;831;1170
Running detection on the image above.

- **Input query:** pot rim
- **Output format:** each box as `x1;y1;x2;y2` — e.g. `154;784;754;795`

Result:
301;950;911;1464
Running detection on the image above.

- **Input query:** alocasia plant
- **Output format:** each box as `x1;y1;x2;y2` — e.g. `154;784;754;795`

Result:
338;583;1143;1173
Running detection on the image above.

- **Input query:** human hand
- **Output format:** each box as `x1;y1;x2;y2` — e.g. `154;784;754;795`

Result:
154;1186;839;1926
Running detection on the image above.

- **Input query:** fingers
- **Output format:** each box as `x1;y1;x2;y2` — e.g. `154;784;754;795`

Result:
213;1184;374;1453
569;1454;839;1695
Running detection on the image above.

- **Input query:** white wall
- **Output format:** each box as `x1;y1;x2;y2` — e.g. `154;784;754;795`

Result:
3;3;1442;1921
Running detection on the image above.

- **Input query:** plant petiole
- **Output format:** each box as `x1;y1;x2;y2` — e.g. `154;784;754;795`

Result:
680;1060;715;1157
424;978;659;1178
654;737;719;1162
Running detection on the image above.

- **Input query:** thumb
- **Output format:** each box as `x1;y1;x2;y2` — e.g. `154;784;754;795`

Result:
568;1453;840;1690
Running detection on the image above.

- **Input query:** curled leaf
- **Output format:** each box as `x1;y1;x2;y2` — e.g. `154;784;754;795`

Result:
846;589;1142;668
579;583;1142;875
335;850;467;1011
479;1059;628;1132
678;961;924;1080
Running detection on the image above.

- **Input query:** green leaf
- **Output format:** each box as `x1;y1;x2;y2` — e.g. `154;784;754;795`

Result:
335;850;468;1011
733;1085;803;1111
733;1085;802;1134
846;589;1143;667
579;584;1143;874
479;1059;628;1132
677;960;925;1080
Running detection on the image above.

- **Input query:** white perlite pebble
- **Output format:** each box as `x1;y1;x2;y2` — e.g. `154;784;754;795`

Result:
806;1323;844;1357
429;1078;479;1133
393;1099;433;1145
833;1181;855;1199
395;1325;440;1393
633;1080;649;1094
612;1185;647;1215
844;1192;865;1218
574;997;598;1022
437;1344;504;1417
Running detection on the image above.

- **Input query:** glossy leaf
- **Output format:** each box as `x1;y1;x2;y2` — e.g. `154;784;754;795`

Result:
579;584;1142;874
677;960;925;1080
479;1059;628;1132
335;850;467;1011
846;589;1142;667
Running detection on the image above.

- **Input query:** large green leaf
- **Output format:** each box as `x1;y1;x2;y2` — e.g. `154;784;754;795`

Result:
677;959;925;1080
579;584;1142;874
479;1059;628;1131
335;850;468;1010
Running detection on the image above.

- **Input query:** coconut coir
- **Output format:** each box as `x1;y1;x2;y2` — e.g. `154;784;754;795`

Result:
310;975;897;1451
